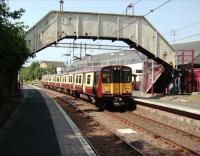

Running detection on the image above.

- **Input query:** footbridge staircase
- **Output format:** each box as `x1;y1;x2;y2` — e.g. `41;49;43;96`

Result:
143;63;173;93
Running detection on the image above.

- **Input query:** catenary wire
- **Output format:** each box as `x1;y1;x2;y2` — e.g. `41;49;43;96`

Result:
95;0;172;46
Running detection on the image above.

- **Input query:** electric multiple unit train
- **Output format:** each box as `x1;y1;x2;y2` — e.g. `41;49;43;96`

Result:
42;65;133;109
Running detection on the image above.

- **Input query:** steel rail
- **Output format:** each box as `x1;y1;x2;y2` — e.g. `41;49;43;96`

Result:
129;111;200;140
104;111;200;156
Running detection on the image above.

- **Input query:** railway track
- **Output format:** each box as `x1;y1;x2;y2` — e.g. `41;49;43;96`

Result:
37;86;200;156
38;86;143;156
104;111;200;156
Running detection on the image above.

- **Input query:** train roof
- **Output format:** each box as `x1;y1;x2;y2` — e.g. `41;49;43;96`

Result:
102;64;132;69
69;66;102;74
42;65;131;77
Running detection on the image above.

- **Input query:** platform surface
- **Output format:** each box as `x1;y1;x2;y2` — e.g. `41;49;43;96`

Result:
132;91;200;115
0;85;96;156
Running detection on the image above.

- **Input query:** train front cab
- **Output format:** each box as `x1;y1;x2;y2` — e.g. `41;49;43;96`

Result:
100;65;132;107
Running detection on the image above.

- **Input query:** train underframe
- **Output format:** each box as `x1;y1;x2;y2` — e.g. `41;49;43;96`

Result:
95;96;133;110
43;85;133;110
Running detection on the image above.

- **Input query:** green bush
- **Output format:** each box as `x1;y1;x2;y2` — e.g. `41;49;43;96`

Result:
0;0;30;101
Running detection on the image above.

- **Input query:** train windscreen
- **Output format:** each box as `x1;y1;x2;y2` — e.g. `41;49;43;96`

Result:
122;68;132;83
102;69;111;83
102;67;131;83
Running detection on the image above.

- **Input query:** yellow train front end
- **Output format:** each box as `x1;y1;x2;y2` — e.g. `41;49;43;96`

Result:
102;82;132;95
101;65;132;107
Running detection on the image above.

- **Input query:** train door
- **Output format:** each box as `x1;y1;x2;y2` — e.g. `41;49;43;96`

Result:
93;72;98;95
102;68;112;94
83;73;86;93
112;67;120;94
73;74;75;91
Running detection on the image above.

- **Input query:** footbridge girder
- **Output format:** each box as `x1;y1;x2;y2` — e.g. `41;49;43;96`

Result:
26;11;175;67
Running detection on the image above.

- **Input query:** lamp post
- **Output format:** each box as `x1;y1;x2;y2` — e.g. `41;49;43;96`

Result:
126;3;134;14
126;0;141;15
59;0;64;11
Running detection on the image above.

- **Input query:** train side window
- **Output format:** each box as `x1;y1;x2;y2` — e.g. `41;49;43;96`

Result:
87;75;91;85
76;75;78;83
79;75;82;84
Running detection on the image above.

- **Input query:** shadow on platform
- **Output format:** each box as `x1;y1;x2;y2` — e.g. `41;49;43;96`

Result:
0;88;61;156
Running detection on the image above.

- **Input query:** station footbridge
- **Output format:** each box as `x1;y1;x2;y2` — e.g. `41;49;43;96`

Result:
26;11;175;68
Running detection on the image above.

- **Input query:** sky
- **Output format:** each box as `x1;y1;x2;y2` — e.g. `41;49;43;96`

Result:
8;0;200;65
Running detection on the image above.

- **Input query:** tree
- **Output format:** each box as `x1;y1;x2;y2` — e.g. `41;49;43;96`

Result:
20;62;49;82
46;65;56;74
34;67;46;80
0;0;30;100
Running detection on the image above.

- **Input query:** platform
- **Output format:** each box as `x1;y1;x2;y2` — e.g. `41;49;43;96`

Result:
132;91;200;116
0;85;96;156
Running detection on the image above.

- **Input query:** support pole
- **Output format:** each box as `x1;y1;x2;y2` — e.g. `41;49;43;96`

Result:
151;59;154;95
